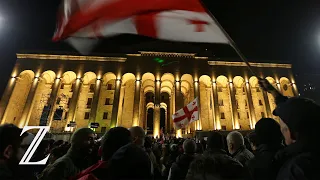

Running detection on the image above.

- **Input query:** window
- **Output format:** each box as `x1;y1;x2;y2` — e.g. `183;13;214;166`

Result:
105;98;111;105
60;84;64;89
56;97;61;105
90;84;95;92
261;112;265;118
259;100;263;106
84;112;90;119
242;87;246;93
237;112;240;119
64;112;68;120
103;112;109;119
101;127;107;133
247;112;250;119
218;87;223;92
219;99;224;106
236;100;239;109
283;84;288;91
221;126;227;131
70;84;74;92
221;113;225;119
107;84;112;90
87;98;93;108
67;99;71;107
245;100;248;107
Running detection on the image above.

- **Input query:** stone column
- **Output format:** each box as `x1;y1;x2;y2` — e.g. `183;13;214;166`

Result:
19;77;40;127
193;80;201;130
229;82;239;129
0;78;17;124
212;82;220;130
111;79;121;128
132;80;141;126
153;80;161;138
245;82;256;129
175;80;184;136
89;79;102;124
292;83;299;97
262;91;272;117
47;78;62;127
67;79;82;123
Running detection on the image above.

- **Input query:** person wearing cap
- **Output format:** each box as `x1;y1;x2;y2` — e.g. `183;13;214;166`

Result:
246;118;284;180
259;78;320;180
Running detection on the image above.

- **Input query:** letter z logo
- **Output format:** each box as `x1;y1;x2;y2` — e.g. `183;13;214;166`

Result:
19;126;50;165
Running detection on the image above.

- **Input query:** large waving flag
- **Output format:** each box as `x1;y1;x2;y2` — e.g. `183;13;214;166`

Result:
53;0;229;54
172;98;199;130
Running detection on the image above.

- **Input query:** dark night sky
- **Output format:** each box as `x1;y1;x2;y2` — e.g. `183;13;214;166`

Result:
0;0;319;99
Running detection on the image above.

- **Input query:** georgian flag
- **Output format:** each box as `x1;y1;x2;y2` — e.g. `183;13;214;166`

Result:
53;0;229;54
172;98;199;130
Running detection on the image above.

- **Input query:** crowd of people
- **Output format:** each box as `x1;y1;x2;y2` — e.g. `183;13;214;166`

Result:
0;80;319;180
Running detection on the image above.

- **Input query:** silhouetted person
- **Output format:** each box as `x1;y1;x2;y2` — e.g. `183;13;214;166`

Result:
260;78;320;179
246;118;284;180
200;131;244;179
227;131;254;166
0;124;33;180
73;127;132;180
39;128;94;180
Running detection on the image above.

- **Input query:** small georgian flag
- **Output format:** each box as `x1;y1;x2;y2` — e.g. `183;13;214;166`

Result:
172;97;199;130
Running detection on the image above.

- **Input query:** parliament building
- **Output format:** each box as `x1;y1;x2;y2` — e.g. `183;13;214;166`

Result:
0;51;298;137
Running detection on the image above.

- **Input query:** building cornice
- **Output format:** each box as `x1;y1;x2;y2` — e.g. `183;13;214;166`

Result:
16;54;127;62
208;61;292;68
16;53;291;68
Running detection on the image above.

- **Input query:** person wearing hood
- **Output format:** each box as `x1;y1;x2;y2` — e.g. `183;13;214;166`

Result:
167;139;196;180
39;128;94;180
246;118;284;180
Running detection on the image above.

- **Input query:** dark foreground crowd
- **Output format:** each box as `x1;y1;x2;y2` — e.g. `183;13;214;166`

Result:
0;80;319;180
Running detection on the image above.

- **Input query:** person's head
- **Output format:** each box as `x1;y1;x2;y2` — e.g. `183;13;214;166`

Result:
226;131;244;154
247;132;258;151
183;139;196;154
196;143;204;154
254;118;283;146
35;139;50;156
207;132;225;150
144;136;153;150
129;126;145;147
273;97;320;145
70;128;94;155
100;127;132;161
0;124;29;167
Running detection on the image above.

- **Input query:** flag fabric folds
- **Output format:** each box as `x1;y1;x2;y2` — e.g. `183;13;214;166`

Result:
172;98;199;130
53;0;229;54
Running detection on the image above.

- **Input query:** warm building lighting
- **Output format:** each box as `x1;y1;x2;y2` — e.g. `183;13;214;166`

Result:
176;129;182;138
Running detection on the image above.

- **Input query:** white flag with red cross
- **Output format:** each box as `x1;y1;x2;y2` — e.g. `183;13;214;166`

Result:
53;0;229;54
172;98;199;130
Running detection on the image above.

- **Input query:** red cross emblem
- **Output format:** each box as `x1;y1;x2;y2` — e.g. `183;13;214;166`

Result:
173;106;198;123
188;19;209;32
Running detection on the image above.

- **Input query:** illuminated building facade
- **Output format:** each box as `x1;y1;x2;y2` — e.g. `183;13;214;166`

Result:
0;52;298;137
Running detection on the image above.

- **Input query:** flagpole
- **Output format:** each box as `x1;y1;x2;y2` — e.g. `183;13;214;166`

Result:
200;1;258;77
